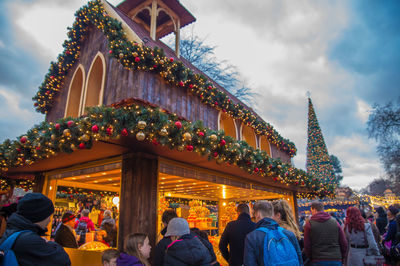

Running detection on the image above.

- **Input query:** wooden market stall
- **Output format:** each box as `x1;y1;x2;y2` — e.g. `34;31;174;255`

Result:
0;0;335;265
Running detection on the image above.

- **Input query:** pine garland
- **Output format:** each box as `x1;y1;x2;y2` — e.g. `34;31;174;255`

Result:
0;102;334;197
31;0;297;157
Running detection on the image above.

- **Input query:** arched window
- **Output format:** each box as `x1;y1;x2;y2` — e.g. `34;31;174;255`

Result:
82;52;106;114
259;135;271;156
219;112;237;139
65;65;85;118
241;125;257;149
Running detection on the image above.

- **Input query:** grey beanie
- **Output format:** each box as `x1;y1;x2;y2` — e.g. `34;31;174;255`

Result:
165;218;190;237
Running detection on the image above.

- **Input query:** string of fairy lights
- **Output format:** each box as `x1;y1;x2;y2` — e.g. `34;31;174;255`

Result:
0;102;335;198
31;0;297;157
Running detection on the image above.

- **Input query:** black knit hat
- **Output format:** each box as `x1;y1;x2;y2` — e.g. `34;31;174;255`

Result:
17;193;54;223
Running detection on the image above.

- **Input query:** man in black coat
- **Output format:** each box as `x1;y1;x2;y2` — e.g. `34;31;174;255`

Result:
219;203;256;266
0;193;71;266
153;209;177;266
55;211;79;248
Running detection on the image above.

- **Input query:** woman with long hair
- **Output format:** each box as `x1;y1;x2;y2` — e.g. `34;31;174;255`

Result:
117;233;151;266
345;207;379;266
272;200;302;240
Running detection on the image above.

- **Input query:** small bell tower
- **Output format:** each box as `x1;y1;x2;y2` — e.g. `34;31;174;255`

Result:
118;0;196;58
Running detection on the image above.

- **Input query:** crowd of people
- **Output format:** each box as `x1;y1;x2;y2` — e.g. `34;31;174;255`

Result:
1;192;399;265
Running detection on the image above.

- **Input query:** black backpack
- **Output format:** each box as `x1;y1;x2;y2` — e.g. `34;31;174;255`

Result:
75;220;88;245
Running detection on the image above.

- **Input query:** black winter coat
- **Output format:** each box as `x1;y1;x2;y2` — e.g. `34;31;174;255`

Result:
164;234;213;266
0;213;71;266
376;215;388;235
219;213;256;266
154;227;172;266
54;223;78;248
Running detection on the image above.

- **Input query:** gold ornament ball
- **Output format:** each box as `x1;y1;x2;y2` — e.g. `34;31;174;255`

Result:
119;53;124;59
138;121;147;129
132;52;138;57
210;134;218;141
159;60;165;64
160;128;168;136
71;144;77;150
216;158;224;164
177;145;185;152
82;134;90;141
63;129;71;137
136;131;146;141
25;160;32;165
51;134;56;141
183;132;192;141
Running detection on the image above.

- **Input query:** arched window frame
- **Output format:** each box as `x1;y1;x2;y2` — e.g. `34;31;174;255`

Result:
240;123;257;149
64;64;86;118
81;52;106;115
259;135;272;157
218;111;238;140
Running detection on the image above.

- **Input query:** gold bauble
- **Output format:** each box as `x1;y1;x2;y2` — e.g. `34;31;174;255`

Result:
82;134;90;141
136;131;146;141
160;128;168;136
210;134;218;141
63;129;71;137
25;160;32;165
183;132;192;141
216;158;224;164
119;53;124;59
138;121;147;129
177;145;185;152
132;52;138;57
70;144;77;150
159;60;165;64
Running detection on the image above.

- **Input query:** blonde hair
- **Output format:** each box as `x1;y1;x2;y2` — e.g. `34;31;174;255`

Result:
272;200;302;239
124;233;150;266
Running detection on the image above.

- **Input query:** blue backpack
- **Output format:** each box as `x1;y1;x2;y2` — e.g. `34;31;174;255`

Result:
0;230;30;266
256;227;299;266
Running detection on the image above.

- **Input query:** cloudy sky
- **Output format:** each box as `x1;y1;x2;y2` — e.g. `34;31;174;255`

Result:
1;0;399;190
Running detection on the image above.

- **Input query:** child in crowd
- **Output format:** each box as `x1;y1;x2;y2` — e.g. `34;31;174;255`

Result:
102;249;120;266
117;233;151;266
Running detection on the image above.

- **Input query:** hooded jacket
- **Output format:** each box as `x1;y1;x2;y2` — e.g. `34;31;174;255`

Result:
117;252;144;266
303;211;348;262
219;212;256;266
0;213;71;266
164;233;213;266
243;217;303;266
153;227;172;266
74;216;95;231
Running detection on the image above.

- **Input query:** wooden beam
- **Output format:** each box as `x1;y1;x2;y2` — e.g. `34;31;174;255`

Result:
175;19;180;58
57;180;120;193
150;0;157;40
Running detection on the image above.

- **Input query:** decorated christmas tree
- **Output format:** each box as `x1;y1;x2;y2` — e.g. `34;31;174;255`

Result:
306;97;337;189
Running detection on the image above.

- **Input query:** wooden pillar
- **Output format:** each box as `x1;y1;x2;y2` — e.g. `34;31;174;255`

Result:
118;153;158;249
293;191;299;224
150;0;157;40
175;19;180;58
33;173;45;193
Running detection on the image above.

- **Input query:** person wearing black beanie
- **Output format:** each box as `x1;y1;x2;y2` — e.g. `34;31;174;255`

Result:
0;193;71;266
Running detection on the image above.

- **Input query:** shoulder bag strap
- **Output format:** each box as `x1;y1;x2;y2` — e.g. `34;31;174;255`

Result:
0;230;31;250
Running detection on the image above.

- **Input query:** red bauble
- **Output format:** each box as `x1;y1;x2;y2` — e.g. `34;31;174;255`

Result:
121;128;128;136
45;91;50;95
273;177;278;181
254;167;259;173
134;57;140;62
189;84;193;89
36;147;40;151
208;85;213;90
179;81;184;87
213;152;218;157
246;161;252;165
186;145;193;151
91;125;99;133
50;76;54;79
214;101;218;106
109;50;112;54
16;148;21;152
169;57;174;62
175;121;182;129
67;121;74;127
55;123;60;130
197;131;204;137
66;51;70;55
222;109;226;113
152;139;159;146
20;136;27;144
153;65;157;68
78;143;85;149
34;102;38;107
219;139;226;146
106;127;113;136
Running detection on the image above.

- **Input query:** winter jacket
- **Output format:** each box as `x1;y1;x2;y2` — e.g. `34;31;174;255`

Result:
219;212;256;266
54;223;78;248
345;223;379;266
100;216;115;229
0;213;71;266
117;252;144;266
154;227;172;266
243;217;303;266
74;216;95;231
164;233;213;266
384;219;397;244
303;211;347;262
376;215;388;235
